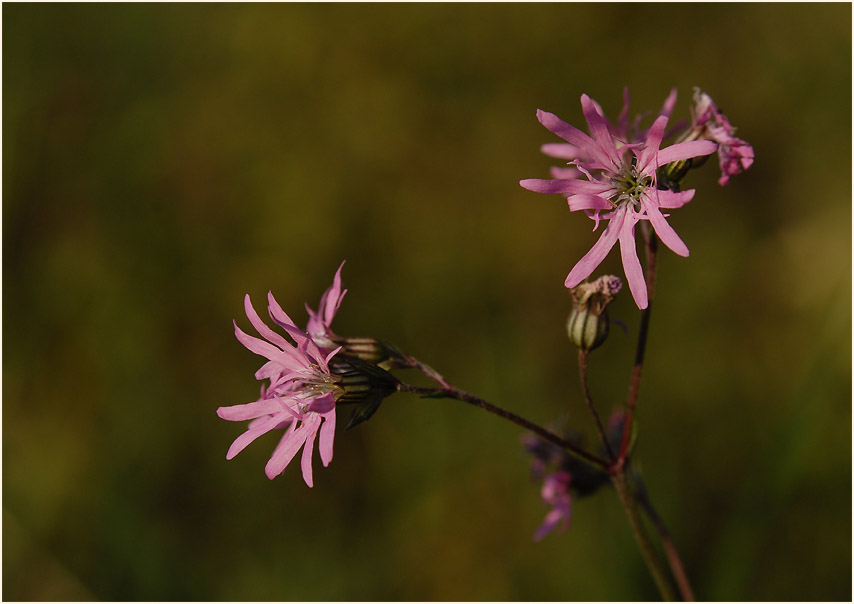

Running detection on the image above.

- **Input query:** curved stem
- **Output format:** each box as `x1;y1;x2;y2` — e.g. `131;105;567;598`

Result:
577;350;615;461
397;382;609;471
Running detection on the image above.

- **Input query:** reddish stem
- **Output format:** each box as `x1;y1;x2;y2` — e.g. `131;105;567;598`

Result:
397;382;609;471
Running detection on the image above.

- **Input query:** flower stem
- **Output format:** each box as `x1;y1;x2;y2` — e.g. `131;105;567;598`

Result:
611;467;677;601
577;350;615;461
397;382;609;471
632;469;696;601
609;224;695;600
617;225;658;465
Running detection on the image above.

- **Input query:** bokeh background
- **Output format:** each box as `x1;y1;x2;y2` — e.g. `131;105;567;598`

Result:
3;3;851;601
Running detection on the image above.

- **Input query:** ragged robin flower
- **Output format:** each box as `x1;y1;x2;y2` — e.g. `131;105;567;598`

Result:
217;291;344;487
520;92;718;308
686;88;754;186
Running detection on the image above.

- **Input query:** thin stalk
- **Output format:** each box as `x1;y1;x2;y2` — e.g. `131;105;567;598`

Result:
611;468;677;601
577;350;615;461
632;470;696;601
397;382;609;471
617;224;658;465
607;223;694;599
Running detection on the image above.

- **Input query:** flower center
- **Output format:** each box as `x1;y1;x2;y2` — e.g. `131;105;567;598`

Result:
297;365;343;399
610;163;652;211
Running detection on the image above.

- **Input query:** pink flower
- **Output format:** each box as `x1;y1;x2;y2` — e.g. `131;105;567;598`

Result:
305;261;347;349
533;471;573;541
217;290;343;487
539;88;680;179
691;88;754;185
520;93;717;308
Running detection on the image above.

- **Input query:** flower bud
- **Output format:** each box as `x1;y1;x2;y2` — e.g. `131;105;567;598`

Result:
567;275;622;351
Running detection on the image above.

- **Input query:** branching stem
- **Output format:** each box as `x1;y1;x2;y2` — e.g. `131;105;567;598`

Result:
397;382;609;471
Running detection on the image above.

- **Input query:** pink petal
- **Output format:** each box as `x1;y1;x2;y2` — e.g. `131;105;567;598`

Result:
265;421;307;479
300;335;328;369
520;178;579;195
549;166;582;179
217;398;283;422
255;359;285;381
637;115;668;174
266;292;302;334
565;206;627;288
307;391;336;415
536;109;594;148
618;213;648;309
521;178;612;196
248;414;284;430
536;109;614;169
656;139;717;166
226;413;287;460
318;407;336;467
540;143;579;160
645;199;689;257
659;88;678;119
323;345;342;367
234;321;305;370
580;94;620;169
244;294;291;351
322;261;347;328
273;394;305;421
657;189;695;209
567;193;613;213
299;414;322;488
533;508;565;541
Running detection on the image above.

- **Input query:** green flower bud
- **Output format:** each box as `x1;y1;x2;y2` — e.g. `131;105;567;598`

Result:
567;275;622;352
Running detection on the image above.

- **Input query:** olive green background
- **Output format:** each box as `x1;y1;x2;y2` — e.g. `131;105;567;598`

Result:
4;3;851;601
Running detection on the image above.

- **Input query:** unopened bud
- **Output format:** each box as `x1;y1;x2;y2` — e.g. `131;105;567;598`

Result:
567;275;622;351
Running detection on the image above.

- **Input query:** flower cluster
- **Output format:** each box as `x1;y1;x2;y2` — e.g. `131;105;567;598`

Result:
534;471;573;541
217;264;349;487
521;88;752;308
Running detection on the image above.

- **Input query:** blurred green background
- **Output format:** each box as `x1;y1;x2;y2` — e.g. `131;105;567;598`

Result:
3;3;851;601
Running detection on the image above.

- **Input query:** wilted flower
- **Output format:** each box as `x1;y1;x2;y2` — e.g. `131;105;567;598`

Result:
218;291;343;487
520;93;718;308
522;430;611;540
534;471;573;541
688;88;754;185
